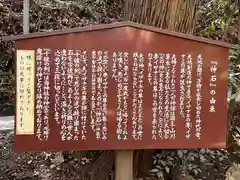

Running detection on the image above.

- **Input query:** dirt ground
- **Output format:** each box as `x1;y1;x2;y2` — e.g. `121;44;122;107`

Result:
1;129;240;180
0;130;116;180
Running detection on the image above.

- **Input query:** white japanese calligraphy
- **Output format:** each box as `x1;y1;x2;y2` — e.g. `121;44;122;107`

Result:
185;54;193;139
196;54;203;139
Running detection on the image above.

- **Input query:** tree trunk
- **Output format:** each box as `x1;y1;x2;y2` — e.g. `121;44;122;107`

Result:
123;0;199;34
133;149;156;178
123;0;199;178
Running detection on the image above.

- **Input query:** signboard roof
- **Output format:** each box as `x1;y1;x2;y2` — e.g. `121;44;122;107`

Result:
3;21;239;50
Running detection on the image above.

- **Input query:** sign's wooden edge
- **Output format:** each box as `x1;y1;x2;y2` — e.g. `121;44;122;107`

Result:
2;22;129;41
3;21;239;50
128;22;239;50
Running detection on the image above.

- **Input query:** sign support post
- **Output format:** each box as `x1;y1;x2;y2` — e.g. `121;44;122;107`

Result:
115;150;133;180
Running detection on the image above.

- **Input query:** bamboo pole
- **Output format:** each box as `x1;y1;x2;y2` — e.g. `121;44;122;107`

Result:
23;0;30;34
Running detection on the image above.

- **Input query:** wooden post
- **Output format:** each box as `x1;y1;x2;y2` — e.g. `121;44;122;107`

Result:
23;0;30;34
115;150;133;180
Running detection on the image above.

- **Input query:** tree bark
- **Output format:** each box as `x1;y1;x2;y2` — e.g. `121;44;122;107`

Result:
123;0;199;34
123;0;199;178
133;149;156;178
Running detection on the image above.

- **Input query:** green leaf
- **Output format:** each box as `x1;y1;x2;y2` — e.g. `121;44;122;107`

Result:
150;168;159;173
221;19;225;25
211;22;215;31
165;166;170;173
157;171;163;178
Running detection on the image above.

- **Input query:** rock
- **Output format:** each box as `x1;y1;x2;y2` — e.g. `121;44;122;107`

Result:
236;139;240;147
0;142;3;149
50;164;56;169
51;152;64;166
226;163;240;180
27;160;32;164
0;116;14;131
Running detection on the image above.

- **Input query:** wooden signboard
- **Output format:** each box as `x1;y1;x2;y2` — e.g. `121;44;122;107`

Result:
4;22;230;152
